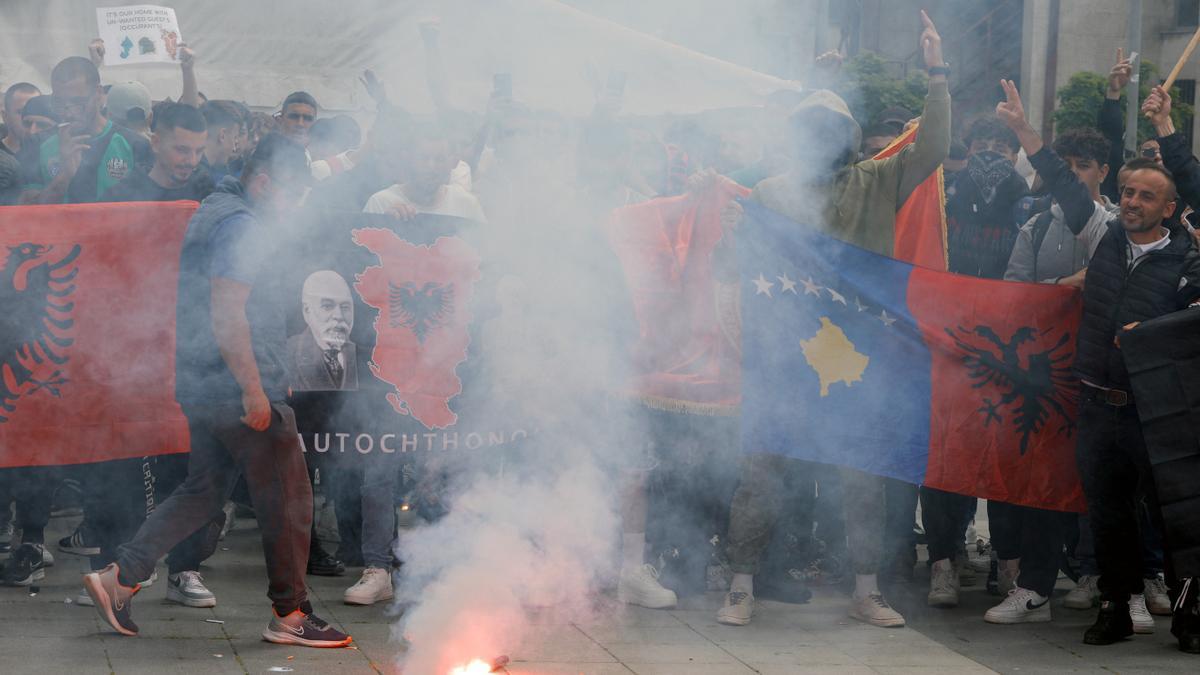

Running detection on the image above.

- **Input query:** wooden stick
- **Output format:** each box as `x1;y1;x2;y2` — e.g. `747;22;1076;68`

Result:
1163;25;1200;91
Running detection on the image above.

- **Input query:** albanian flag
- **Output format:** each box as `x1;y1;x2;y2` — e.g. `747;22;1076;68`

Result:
352;228;482;430
0;202;193;468
738;200;1085;512
604;178;748;415
875;123;948;270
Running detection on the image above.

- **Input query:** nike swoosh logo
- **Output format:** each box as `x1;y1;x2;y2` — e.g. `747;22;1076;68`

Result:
281;622;305;636
1026;598;1049;610
115;597;125;611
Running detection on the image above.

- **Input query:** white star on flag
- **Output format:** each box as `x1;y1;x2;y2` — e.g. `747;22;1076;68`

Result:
826;287;847;305
778;274;798;294
855;296;869;312
753;273;775;297
801;277;822;296
878;309;897;327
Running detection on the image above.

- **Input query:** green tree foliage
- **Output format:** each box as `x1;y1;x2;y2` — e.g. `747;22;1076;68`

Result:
830;53;929;128
1053;61;1193;143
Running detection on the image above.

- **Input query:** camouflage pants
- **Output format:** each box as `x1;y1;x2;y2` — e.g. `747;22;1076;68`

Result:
725;453;884;575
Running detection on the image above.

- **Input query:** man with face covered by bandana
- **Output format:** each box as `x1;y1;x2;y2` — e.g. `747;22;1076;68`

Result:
916;117;1030;607
716;10;950;631
946;117;1029;278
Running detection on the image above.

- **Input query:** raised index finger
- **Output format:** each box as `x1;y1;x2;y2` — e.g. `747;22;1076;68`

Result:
1116;47;1123;64
920;9;935;30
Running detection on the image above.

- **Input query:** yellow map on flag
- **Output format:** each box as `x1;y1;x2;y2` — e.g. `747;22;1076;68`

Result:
800;317;869;397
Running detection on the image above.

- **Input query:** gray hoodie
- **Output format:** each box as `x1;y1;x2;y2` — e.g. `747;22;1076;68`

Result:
1003;196;1116;284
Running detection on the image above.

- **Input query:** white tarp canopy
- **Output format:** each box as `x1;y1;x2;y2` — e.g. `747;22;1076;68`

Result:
0;0;798;116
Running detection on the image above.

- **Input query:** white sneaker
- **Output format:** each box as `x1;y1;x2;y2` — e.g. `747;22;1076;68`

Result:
928;558;959;608
141;570;158;588
849;593;905;627
1144;574;1172;616
984;587;1051;624
343;567;394;606
968;540;992;573
41;547;55;567
1064;574;1100;609
617;563;677;609
166;571;217;608
716;590;754;626
956;554;978;587
1130;593;1155;634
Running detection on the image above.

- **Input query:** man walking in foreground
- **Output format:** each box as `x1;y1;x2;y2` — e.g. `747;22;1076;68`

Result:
83;133;352;648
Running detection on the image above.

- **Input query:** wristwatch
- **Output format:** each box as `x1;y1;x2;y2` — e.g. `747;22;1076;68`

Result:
928;64;951;77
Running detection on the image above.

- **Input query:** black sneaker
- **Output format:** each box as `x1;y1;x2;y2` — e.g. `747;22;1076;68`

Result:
58;526;100;556
1172;578;1200;654
1084;600;1134;645
307;549;346;577
262;608;353;648
82;563;140;636
1;543;46;586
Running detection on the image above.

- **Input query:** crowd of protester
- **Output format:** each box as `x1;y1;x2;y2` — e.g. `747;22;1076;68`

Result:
0;8;1198;656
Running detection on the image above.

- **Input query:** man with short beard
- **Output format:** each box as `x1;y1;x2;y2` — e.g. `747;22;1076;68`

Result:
103;103;213;202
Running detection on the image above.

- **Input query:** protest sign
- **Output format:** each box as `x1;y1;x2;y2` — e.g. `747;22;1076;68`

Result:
96;5;183;66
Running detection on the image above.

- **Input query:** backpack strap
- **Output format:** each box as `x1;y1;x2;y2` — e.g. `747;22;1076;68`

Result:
1029;208;1056;281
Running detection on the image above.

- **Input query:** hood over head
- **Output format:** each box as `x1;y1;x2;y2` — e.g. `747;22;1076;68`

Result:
788;89;862;171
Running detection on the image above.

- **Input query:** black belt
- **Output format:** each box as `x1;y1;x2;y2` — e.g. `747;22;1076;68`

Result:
1082;385;1133;407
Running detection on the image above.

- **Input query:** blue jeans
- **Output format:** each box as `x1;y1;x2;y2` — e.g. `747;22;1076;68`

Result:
332;451;400;569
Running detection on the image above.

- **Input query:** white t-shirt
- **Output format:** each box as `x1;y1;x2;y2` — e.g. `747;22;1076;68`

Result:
363;183;487;223
1128;227;1171;269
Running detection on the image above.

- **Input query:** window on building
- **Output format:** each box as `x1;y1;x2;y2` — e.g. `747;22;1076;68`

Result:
1175;79;1196;149
1179;0;1200;27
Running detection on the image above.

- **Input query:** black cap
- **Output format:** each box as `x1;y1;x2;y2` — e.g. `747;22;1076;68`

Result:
21;95;59;123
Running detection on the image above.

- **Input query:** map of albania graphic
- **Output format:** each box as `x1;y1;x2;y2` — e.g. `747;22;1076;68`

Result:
352;228;482;430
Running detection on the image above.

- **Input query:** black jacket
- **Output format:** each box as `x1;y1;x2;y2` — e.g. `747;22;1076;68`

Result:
1075;219;1200;388
1157;132;1200;216
1098;98;1124;204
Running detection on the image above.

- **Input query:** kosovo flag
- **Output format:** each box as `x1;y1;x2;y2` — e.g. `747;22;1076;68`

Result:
738;200;1086;512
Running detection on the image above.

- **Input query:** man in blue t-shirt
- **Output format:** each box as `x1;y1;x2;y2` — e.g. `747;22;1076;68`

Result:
83;134;353;649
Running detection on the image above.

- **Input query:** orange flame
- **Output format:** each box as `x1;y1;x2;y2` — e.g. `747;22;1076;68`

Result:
448;659;492;675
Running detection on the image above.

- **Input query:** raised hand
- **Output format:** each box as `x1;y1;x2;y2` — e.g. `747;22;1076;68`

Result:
1108;47;1133;95
359;69;388;106
995;79;1027;129
89;38;105;67
1142;85;1171;122
178;44;195;69
920;10;945;70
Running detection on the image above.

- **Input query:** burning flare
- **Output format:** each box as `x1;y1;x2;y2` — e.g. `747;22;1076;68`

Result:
448;659;493;675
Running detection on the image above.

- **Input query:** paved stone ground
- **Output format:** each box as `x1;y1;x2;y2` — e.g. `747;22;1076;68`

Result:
1;507;1197;674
